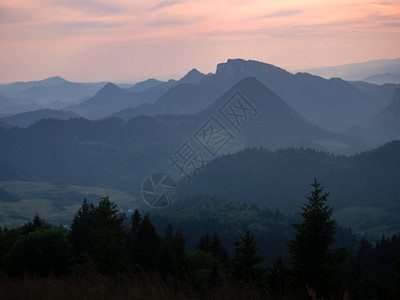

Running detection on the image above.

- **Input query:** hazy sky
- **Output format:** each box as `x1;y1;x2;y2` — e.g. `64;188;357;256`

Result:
1;0;399;83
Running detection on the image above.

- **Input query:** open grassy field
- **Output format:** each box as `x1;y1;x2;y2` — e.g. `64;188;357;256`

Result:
0;180;140;228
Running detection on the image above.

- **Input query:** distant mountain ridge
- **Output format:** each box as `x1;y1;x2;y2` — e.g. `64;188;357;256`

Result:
113;82;223;119
193;77;366;154
0;109;79;128
65;83;140;119
2;59;399;141
362;73;400;85
302;58;400;81
178;68;206;84
0;76;107;108
115;59;398;134
195;59;390;133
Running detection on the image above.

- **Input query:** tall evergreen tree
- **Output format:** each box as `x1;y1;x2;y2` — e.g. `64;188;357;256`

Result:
131;209;142;234
232;229;263;282
70;198;94;255
210;233;229;264
89;196;127;275
288;179;348;299
197;233;211;252
130;213;161;270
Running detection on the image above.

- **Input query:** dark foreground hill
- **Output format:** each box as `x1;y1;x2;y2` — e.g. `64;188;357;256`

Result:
176;141;400;234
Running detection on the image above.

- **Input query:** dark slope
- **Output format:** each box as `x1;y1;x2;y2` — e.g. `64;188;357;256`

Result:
366;88;400;143
0;93;41;114
113;69;210;119
0;109;79;128
177;141;400;216
193;77;366;154
113;83;223;119
349;81;400;111
65;83;141;119
198;59;388;133
0;116;186;190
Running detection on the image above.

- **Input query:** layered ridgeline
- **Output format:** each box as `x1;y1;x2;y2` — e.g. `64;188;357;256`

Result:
192;77;365;153
2;59;399;139
0;78;368;191
0;109;79;128
0;76;107;112
112;59;399;134
302;57;400;82
67;69;208;119
114;83;223;119
176;141;400;236
196;59;399;133
348;88;400;144
65;83;141;119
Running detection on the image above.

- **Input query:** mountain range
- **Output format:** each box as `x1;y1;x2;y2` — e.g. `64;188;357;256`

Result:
0;77;371;196
73;59;399;135
302;58;400;82
1;58;400;234
0;76;108;111
2;59;399;138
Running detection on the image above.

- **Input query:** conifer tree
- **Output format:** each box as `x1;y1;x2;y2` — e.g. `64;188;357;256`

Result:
89;196;127;275
288;179;348;299
70;198;94;255
197;233;211;252
210;233;229;264
130;213;161;270
232;229;263;282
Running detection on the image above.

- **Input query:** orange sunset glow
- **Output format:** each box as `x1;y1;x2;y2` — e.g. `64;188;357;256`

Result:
1;0;399;82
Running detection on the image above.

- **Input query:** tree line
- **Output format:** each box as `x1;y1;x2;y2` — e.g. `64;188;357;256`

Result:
0;180;399;299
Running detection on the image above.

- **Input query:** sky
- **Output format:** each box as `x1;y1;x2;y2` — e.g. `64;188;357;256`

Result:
0;0;399;83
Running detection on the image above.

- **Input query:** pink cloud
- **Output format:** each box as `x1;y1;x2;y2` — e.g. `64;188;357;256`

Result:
0;0;399;82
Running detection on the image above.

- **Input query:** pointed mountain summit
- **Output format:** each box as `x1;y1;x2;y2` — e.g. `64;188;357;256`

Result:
195;77;364;154
198;59;385;133
95;82;127;99
65;83;139;119
179;68;205;84
130;78;165;92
